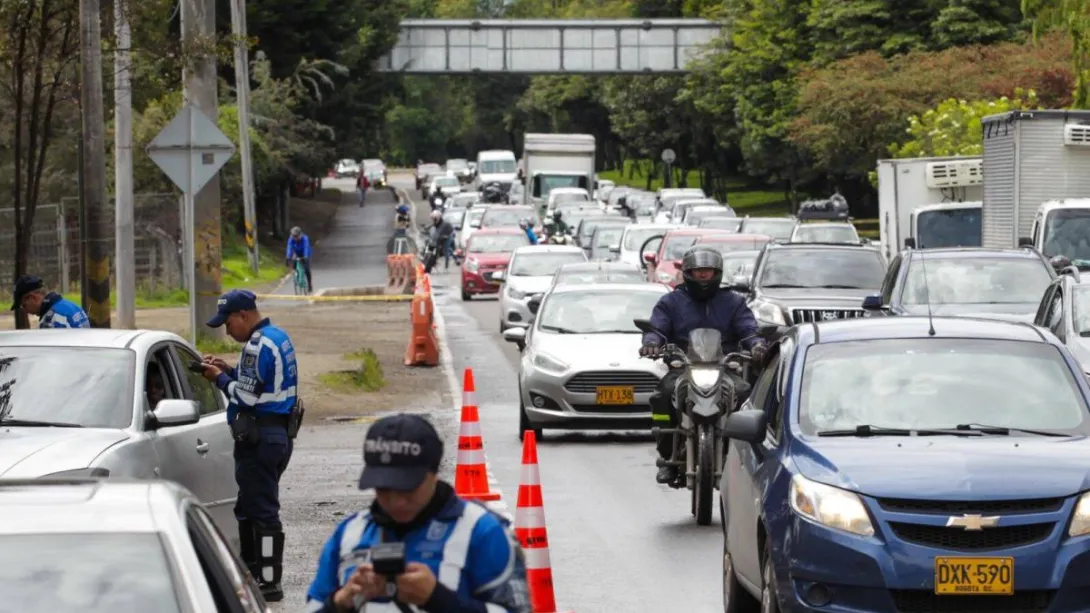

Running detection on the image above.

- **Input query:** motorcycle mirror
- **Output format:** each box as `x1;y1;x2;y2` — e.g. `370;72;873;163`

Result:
633;318;653;334
757;325;786;341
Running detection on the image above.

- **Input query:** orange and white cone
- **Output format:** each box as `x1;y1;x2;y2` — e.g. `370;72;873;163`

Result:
515;430;572;613
454;368;502;502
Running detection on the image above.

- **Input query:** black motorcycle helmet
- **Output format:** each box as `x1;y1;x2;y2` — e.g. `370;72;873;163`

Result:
681;245;724;301
552;210;562;222
482;182;504;203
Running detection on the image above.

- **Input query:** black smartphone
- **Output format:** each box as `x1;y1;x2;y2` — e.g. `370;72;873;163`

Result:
187;361;206;373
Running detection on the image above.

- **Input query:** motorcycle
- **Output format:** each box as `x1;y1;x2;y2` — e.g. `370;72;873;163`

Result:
634;319;753;526
545;231;574;245
422;239;440;273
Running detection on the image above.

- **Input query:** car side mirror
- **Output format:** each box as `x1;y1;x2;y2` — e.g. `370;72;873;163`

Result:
492;270;505;282
1018;236;1034;247
643;252;657;264
862;294;884;310
729;276;750;293
502;327;526;344
672;259;683;268
609;244;620;253
527;294;544;314
149;399;201;429
723;410;766;443
904;237;916;249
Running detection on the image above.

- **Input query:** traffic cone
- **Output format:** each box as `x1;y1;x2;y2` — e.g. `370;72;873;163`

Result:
454;369;501;502
515;431;572;613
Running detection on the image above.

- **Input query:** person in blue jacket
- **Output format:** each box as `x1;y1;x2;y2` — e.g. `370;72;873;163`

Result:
10;274;89;328
286;226;313;292
638;246;769;485
305;413;531;613
517;219;538;245
200;289;301;602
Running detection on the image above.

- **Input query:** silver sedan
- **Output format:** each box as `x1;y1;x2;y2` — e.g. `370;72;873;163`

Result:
0;478;268;613
503;283;668;440
0;329;238;547
497;245;587;332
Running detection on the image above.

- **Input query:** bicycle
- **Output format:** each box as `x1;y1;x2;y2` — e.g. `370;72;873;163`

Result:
293;258;309;295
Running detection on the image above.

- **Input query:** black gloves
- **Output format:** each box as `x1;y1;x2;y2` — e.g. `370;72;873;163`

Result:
750;342;769;366
639;344;661;358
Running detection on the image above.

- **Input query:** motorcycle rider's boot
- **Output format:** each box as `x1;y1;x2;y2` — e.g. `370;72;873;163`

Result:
656;465;679;484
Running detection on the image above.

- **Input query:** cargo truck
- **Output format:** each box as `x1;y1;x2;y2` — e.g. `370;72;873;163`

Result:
982;110;1090;268
522;133;596;210
875;156;984;262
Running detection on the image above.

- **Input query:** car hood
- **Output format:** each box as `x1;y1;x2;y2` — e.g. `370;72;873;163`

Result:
466;253;512;266
535;333;668;375
507;275;554;294
793;436;1090;499
900;303;1038;324
0;427;129;477
760;288;878;307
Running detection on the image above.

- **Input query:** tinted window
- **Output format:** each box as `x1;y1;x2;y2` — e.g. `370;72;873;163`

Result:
0;347;135;427
1043;209;1090;264
623;227;668;250
743;219;796;240
554;269;645;285
793;225;858;243
916;208;983;249
758;248;885;290
901;257;1052;305
538;290;662;333
468;234;529;253
1072;286;1090;335
0;533;182;613
799;339;1088;435
663;235;699;260
479;159;516;174
482;208;538;228
510;252;586;276
434;177;459;187
171;345;223;415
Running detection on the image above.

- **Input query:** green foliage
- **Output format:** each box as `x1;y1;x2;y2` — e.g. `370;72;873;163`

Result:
891;89;1041;158
1022;0;1090;105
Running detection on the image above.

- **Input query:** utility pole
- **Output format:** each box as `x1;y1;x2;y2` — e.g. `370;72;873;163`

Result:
229;0;259;273
114;0;135;329
80;0;109;327
182;0;224;340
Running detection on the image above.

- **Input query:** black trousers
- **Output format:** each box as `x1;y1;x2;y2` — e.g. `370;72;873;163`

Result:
651;369;751;460
234;425;293;530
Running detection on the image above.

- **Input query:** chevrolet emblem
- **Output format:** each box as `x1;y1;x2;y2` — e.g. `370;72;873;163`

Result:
945;514;1000;531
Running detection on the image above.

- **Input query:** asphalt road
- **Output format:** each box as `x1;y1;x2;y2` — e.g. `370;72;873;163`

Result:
401;176;725;612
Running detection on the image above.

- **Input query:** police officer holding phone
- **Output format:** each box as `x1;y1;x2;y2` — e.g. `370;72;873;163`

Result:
305;414;531;613
199;289;303;602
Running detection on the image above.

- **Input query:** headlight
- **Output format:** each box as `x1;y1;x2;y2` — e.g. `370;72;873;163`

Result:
465;258;479;272
657;271;675;282
789;474;874;536
531;352;568;373
508;287;526;300
753;301;787;325
690;367;721;391
434;197;443;204
42;467;111;479
1069;492;1090;537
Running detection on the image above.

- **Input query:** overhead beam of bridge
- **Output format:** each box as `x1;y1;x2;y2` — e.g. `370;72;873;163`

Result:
376;19;724;74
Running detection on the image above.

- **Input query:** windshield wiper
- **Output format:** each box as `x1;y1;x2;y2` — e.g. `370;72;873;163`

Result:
953;423;1069;437
819;284;870;289
760;284;809;288
817;424;980;437
0;418;82;428
539;325;578;334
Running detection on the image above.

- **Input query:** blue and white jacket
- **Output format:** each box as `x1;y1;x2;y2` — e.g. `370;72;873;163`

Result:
38;293;90;329
306;488;531;613
214;318;298;423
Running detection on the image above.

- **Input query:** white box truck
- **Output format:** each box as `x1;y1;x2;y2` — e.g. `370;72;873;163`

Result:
875;156;984;262
982;110;1090;267
522;133;596;209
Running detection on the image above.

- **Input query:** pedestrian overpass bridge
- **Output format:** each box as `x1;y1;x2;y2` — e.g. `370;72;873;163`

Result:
375;19;724;74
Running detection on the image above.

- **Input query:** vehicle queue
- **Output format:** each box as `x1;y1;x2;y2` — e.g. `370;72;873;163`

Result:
419;152;1090;613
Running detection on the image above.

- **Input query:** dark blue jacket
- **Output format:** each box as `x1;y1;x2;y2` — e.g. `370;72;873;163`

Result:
643;286;760;353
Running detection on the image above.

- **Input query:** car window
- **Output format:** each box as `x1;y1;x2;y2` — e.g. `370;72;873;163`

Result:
1047;290;1065;337
881;255;902;305
902;257;1052;305
187;503;265;613
537;290;662;333
749;351;780;414
799;338;1090;435
0;346;136;428
171;344;224;416
1071;286;1090;335
510;252;587;276
663;236;699;260
468;234;529;253
793;225;858;243
743;219;796;240
482;208;538;228
758;248;885;290
145;349;181;410
0;532;183;613
623;227;667;250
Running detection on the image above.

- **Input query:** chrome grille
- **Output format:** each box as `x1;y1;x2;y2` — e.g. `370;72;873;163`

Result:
791;308;866;324
564;371;660;394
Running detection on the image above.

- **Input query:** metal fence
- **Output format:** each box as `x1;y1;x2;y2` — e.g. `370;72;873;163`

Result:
0;193;183;295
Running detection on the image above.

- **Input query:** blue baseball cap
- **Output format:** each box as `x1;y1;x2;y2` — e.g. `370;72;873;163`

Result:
10;275;43;311
358;414;443;491
205;289;257;327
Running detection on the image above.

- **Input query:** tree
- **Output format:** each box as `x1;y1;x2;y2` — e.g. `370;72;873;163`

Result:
1023;0;1090;105
889;89;1041;158
0;0;80;327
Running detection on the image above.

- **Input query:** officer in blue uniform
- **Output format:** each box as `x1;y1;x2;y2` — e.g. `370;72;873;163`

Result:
10;275;90;328
200;289;301;602
305;414;531;613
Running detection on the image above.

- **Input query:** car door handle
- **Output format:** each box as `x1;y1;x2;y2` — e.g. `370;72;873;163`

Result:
195;440;210;454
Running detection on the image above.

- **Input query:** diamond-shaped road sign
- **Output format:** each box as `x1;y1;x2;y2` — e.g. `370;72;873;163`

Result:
146;104;236;195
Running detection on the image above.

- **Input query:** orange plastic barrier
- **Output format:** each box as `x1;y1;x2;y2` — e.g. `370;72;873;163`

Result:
386;254;415;294
452;369;502;501
516;430;573;613
403;270;439;366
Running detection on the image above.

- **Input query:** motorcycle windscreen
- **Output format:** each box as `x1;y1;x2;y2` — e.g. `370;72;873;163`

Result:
687;328;723;363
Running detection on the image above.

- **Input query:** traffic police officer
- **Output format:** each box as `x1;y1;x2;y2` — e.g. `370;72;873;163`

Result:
305;414;531;613
10;274;89;328
200;289;300;602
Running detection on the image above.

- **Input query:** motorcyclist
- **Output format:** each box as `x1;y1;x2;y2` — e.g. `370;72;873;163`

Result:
429;210;457;270
482;182;506;204
518;218;539;245
394;204;411;235
543;211;570;241
639;245;769;484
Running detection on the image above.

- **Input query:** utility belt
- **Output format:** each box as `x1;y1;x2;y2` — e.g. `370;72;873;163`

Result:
231;399;305;444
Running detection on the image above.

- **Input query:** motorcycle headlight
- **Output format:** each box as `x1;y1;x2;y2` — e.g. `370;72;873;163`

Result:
1069;492;1090;537
42;467;111;479
434;197;443;205
465;258;479;272
690;367;721;391
532;352;568;373
789;474;874;536
507;287;527;300
753;300;787;325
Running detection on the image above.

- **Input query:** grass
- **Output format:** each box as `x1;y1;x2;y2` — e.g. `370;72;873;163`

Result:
317;348;386;393
197;337;241;354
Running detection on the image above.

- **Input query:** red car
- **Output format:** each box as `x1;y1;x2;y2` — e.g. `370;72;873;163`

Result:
643;228;734;287
460;228;531;301
677;234;773;285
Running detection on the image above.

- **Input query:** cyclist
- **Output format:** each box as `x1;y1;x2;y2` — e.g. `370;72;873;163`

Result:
285;227;313;292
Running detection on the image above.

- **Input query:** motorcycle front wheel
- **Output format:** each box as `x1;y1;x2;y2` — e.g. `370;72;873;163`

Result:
693;423;715;526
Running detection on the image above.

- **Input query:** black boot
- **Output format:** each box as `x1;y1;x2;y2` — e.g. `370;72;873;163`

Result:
238;520;256;571
253;526;285;602
656;465;679;484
